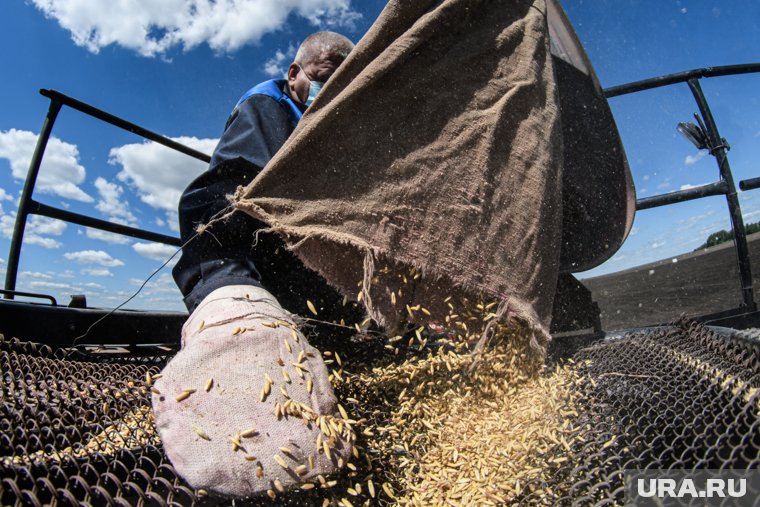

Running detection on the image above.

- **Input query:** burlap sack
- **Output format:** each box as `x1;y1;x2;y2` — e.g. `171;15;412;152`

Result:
233;0;563;350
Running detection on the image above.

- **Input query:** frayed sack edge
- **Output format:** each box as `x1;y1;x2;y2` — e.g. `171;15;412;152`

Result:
232;196;552;364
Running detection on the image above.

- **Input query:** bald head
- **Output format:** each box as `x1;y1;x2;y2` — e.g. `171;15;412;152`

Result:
294;31;354;68
287;31;354;106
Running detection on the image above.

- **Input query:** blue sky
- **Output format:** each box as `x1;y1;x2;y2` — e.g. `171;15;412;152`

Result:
0;0;758;312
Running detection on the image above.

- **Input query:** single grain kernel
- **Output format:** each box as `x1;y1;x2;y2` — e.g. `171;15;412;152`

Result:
175;389;196;402
193;425;211;441
240;428;258;438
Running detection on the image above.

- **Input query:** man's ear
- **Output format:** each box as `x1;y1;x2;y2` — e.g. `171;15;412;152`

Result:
287;64;300;85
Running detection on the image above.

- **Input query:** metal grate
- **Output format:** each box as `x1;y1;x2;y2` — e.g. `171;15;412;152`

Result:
1;320;759;506
520;321;760;505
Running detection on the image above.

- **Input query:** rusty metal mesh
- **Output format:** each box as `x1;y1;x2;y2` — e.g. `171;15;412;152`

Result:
1;320;759;506
518;321;760;505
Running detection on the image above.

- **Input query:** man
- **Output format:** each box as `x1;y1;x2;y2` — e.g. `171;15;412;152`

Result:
153;32;357;499
173;31;355;313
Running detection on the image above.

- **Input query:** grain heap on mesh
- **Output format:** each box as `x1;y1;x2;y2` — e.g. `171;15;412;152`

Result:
332;322;583;506
5;405;159;465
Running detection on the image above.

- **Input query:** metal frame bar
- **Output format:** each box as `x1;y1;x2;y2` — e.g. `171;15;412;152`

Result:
0;289;57;305
31;200;182;246
4;98;62;298
739;177;760;192
3;90;209;300
635;180;728;211
687;78;754;309
603;63;760;98
40;89;211;163
605;63;760;311
4;64;760;316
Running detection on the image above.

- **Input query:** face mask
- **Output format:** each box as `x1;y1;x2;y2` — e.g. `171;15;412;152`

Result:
304;79;324;107
298;65;324;107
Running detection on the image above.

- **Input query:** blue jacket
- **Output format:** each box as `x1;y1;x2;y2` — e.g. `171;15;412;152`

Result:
173;80;306;311
236;79;304;128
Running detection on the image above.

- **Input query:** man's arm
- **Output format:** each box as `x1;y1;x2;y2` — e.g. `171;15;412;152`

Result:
172;95;294;312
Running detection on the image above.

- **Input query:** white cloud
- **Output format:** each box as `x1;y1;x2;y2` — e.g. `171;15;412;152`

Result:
130;273;181;301
82;267;114;277
30;216;67;236
84;228;131;244
30;0;360;57
0;129;93;202
132;242;180;263
27;237;62;249
0;213;67;249
684;150;707;166
94;177;138;225
264;44;297;77
29;280;74;291
20;271;53;280
64;250;124;267
679;183;710;191
0;187;13;202
166;210;180;233
111;136;216;227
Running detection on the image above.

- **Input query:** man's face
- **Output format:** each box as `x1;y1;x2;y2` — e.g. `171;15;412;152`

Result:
287;52;343;105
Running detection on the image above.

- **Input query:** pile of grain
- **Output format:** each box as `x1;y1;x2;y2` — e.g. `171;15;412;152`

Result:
334;320;584;506
6;405;158;466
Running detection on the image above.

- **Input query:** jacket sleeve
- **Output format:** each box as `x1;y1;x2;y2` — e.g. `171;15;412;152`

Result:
172;94;295;312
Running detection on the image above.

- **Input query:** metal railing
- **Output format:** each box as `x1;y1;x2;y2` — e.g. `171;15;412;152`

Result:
3;65;760;315
3;89;211;300
604;63;760;312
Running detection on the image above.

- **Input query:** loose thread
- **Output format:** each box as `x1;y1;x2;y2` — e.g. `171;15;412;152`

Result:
361;248;376;322
72;205;237;347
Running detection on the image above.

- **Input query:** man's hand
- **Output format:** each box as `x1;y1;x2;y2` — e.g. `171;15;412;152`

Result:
152;285;352;498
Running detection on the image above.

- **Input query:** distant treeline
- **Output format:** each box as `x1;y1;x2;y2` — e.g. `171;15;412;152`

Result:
695;221;760;250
